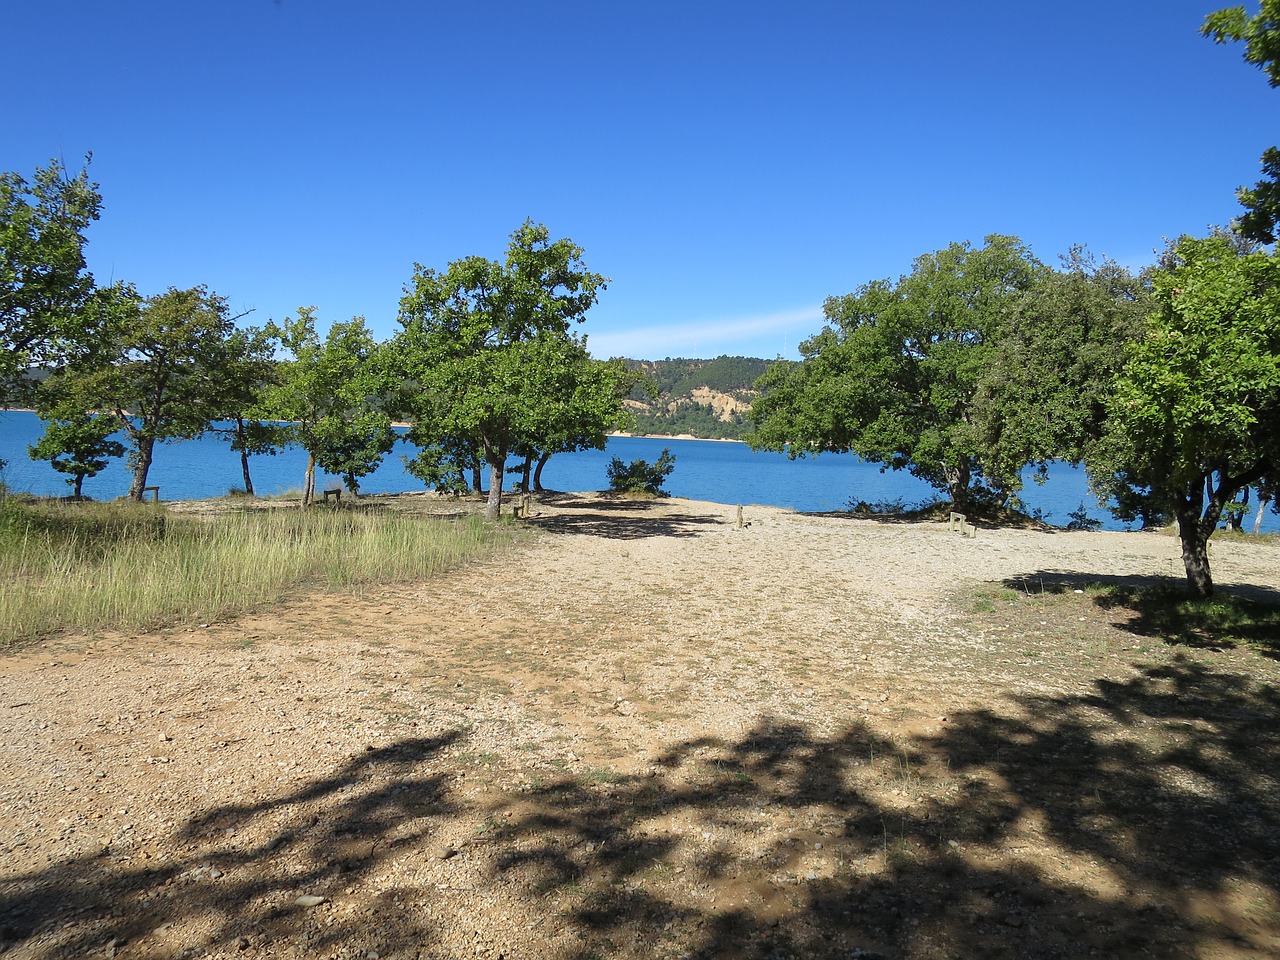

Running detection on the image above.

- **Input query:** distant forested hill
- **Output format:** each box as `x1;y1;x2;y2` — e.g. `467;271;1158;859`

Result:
619;356;771;440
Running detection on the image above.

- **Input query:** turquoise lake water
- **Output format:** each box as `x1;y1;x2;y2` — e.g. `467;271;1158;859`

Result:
2;409;1275;533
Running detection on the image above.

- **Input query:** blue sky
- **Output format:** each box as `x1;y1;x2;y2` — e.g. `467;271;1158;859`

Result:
5;0;1274;360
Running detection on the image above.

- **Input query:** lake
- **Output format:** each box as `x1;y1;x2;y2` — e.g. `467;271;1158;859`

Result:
1;409;1274;533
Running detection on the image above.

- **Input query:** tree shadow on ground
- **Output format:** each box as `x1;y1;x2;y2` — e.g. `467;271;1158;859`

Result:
523;494;726;540
1004;571;1280;658
802;508;1051;531
0;734;464;959
3;660;1277;958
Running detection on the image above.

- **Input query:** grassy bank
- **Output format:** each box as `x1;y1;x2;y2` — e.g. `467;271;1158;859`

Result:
0;497;508;647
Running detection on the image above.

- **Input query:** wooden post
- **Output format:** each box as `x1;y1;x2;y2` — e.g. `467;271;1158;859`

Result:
736;504;744;529
143;486;160;503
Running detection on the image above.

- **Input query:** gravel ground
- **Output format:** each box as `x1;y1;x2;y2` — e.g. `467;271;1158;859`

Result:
2;492;1279;960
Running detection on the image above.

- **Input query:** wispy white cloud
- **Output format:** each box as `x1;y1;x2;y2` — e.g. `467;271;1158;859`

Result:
586;306;824;360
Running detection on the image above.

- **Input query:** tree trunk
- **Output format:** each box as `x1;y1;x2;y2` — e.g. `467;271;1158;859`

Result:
946;462;972;512
1226;485;1248;531
533;452;551;492
1255;496;1271;535
519;454;533;492
128;435;155;501
73;473;85;498
1174;473;1226;598
303;451;316;507
237;417;255;496
471;463;483;495
1176;508;1215;597
485;445;507;521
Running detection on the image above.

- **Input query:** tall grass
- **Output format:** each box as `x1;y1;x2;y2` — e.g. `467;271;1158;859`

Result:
0;498;507;647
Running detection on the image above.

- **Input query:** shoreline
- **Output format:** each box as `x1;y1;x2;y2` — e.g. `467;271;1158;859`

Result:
608;431;744;443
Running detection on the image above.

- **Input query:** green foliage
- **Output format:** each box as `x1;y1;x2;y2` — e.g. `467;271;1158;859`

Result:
264;308;395;502
203;324;282;496
0;157;103;402
1203;1;1280;86
392;221;613;519
607;448;676;496
626;356;769;396
39;285;251;500
402;438;475;495
973;248;1151;482
27;413;125;498
1202;2;1280;241
1087;233;1280;594
748;236;1043;509
1065;502;1103;532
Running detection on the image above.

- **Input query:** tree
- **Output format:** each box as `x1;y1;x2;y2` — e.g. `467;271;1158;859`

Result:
1087;233;1280;595
194;324;282;496
748;236;1043;510
393;221;608;520
43;285;251;500
27;412;124;498
0;157;104;403
513;345;636;493
265;309;395;503
1203;2;1280;241
972;249;1151;503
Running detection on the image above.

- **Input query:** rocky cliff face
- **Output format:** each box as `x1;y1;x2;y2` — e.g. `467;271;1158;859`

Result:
621;356;768;439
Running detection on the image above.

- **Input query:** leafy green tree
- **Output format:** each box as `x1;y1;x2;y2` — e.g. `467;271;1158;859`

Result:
204;324;282;496
0;157;103;402
402;434;477;496
265;309;395;503
1203;1;1280;241
27;412;124;498
1087;233;1280;595
972;249;1152;499
607;448;676;496
393;221;608;520
749;236;1043;510
43;285;251;500
513;345;635;493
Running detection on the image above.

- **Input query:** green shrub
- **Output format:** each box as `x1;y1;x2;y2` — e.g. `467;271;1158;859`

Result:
607;448;676;496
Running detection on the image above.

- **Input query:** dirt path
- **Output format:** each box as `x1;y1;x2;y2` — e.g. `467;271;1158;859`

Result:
2;494;1278;960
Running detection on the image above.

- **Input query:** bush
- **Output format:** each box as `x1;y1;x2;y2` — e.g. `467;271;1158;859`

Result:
1066;502;1102;531
607;448;676;496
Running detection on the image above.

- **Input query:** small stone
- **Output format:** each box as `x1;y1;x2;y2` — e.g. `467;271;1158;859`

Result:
294;894;326;907
237;937;251;951
435;846;458;860
1003;913;1024;927
208;867;224;879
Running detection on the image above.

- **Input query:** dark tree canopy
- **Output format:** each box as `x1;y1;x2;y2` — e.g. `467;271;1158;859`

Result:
749;236;1043;510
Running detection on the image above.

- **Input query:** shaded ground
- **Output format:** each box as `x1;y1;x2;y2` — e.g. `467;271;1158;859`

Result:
2;493;1279;959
